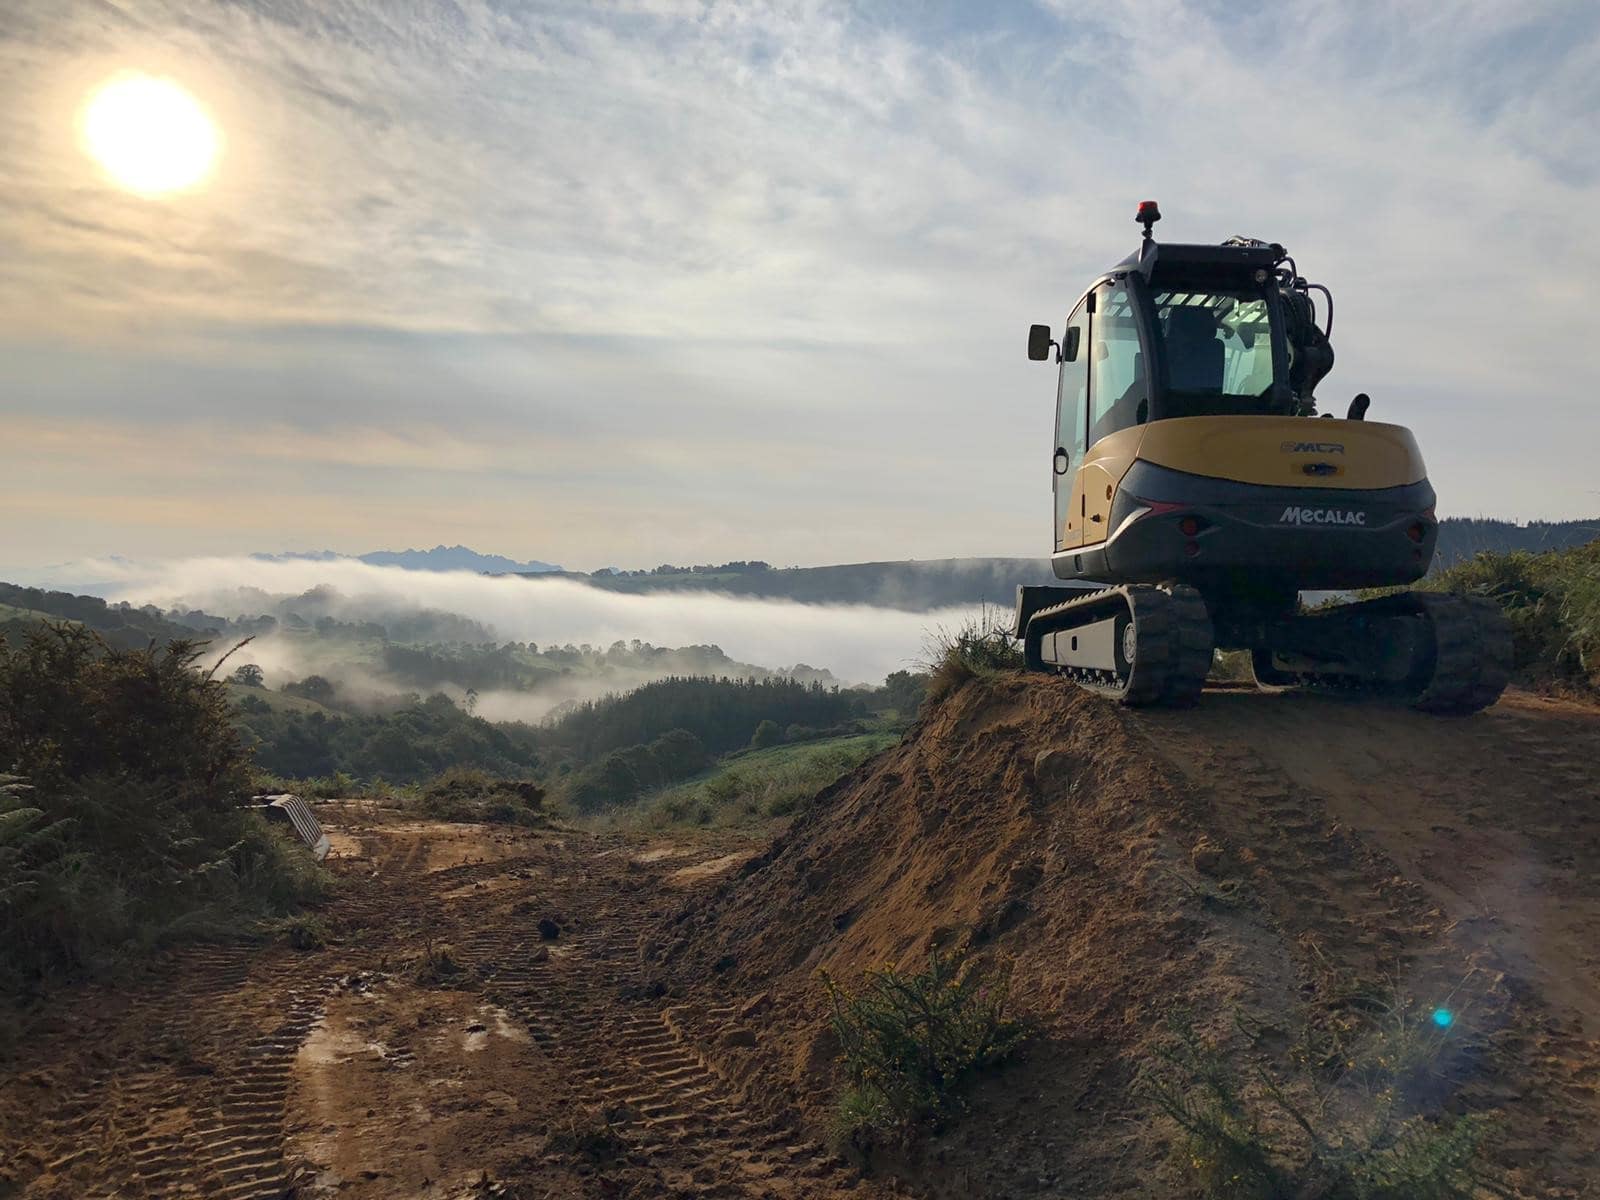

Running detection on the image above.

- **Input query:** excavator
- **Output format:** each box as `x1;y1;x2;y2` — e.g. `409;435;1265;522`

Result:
1016;201;1511;712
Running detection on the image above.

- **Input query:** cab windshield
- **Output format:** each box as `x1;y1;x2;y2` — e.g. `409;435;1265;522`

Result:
1151;288;1276;414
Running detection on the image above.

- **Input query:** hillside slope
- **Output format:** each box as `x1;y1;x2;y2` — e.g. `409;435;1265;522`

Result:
654;676;1600;1197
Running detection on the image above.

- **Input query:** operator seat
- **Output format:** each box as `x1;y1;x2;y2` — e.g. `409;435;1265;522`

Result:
1164;306;1224;393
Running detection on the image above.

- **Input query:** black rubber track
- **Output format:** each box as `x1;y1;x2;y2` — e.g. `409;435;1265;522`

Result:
1251;591;1513;715
1023;583;1214;708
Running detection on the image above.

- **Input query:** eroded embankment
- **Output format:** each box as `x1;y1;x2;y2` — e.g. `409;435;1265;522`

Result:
654;676;1600;1198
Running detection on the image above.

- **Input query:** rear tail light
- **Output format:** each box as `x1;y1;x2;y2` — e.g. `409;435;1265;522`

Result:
1178;515;1202;537
1139;500;1188;518
1406;522;1425;543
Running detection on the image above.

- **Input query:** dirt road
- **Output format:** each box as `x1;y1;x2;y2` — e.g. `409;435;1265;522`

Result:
2;682;1598;1198
1;816;885;1199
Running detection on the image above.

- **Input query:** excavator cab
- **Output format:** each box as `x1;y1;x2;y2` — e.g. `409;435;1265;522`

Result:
1016;203;1511;713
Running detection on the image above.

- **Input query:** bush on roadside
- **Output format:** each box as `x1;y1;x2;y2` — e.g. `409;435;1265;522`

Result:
1422;542;1600;690
0;625;325;997
921;611;1024;705
410;766;551;826
1138;1003;1500;1199
820;948;1029;1142
411;940;467;987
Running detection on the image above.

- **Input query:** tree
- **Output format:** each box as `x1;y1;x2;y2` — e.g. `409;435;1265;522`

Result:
750;719;782;749
882;669;928;717
230;663;265;688
284;674;336;706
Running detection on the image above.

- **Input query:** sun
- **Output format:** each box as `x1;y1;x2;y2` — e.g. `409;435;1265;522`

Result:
79;73;221;196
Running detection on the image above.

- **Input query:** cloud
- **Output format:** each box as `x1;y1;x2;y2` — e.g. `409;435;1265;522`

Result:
91;554;974;686
0;0;1597;569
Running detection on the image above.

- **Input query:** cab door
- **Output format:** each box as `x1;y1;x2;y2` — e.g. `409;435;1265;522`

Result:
1054;300;1091;551
1083;277;1149;545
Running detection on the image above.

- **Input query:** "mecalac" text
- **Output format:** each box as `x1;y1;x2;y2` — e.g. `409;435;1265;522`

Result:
1279;506;1367;526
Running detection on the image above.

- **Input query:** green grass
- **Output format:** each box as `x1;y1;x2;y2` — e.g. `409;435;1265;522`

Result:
224;681;339;715
638;732;898;826
0;603;60;624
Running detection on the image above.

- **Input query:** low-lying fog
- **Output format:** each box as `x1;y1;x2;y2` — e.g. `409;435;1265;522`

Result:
92;557;985;713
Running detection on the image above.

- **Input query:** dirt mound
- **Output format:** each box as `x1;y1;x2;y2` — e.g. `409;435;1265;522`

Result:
654;675;1600;1197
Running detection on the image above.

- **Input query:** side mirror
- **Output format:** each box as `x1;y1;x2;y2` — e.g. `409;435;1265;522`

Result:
1027;324;1055;362
1062;326;1081;363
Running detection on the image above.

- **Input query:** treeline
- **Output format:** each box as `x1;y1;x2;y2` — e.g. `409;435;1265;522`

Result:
0;582;203;649
594;560;774;579
372;639;823;695
234;691;541;782
563;728;711;813
543;675;863;763
1434;518;1599;567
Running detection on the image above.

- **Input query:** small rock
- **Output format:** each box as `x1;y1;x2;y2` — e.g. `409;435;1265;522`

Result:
739;992;774;1020
537;917;561;940
529;945;550;963
1033;747;1079;795
1191;837;1225;876
721;1028;758;1049
1007;859;1044;891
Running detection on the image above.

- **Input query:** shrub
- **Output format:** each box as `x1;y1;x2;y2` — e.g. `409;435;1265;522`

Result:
1391;541;1600;690
276;913;329;951
0;626;324;996
412;940;467;987
921;611;1024;705
820;948;1029;1139
411;767;550;826
1139;1003;1500;1199
749;718;781;749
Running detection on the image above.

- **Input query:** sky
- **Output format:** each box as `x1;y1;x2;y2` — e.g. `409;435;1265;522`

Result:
3;0;1598;573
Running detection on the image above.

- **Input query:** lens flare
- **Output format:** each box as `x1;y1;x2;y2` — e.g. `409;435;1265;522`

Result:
1432;1007;1454;1029
79;73;221;195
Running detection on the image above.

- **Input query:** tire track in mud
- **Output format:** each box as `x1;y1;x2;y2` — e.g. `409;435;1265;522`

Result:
27;944;261;1198
1141;718;1453;985
455;852;860;1197
186;981;329;1199
16;837;417;1199
1140;696;1600;1191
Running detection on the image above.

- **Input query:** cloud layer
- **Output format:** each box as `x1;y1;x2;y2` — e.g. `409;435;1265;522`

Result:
100;554;973;687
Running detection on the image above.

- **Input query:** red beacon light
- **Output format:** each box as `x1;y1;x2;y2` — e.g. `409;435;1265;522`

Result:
1136;199;1161;239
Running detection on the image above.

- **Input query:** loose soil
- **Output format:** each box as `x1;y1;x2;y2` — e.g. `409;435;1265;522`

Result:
1;679;1596;1198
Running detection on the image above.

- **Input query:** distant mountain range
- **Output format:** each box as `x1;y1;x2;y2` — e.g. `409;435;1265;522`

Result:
253;544;561;574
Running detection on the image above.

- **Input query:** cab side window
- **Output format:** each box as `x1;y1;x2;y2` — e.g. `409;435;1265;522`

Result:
1089;279;1148;446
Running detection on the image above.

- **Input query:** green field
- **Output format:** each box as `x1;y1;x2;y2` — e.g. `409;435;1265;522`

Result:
638;731;899;827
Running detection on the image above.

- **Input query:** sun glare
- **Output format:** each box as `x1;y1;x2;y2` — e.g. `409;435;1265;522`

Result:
79;73;221;196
